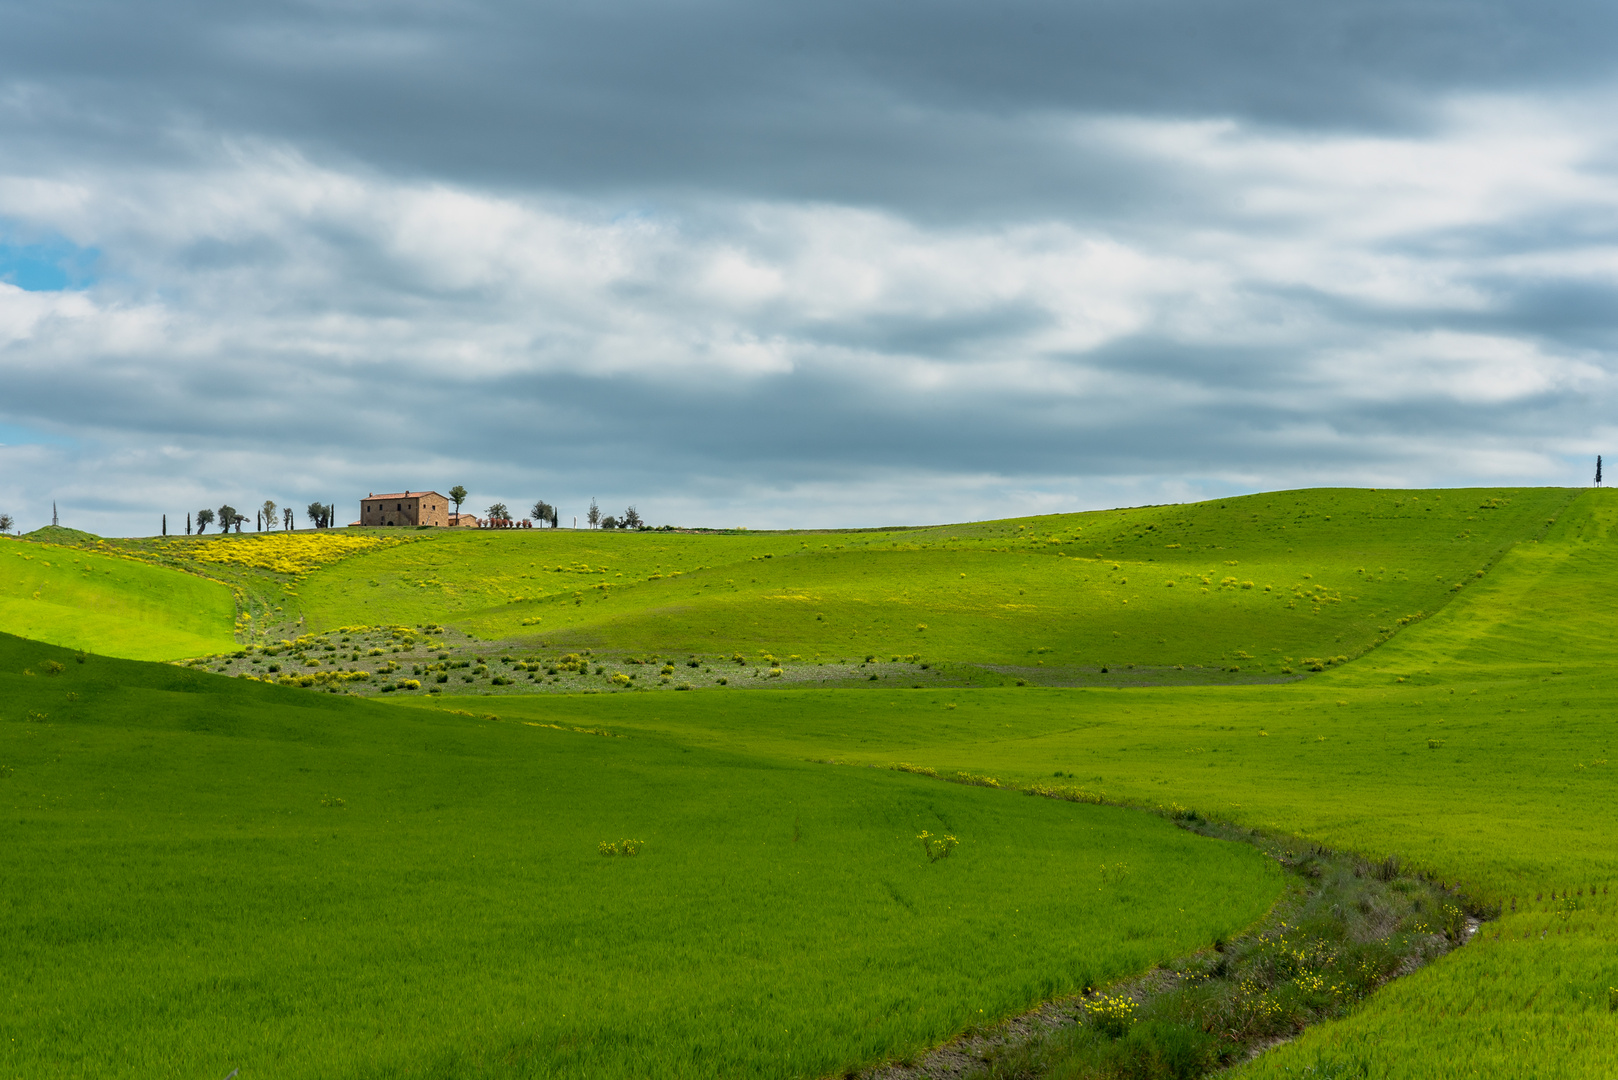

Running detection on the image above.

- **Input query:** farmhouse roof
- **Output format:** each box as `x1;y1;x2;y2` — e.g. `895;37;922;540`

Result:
365;490;446;501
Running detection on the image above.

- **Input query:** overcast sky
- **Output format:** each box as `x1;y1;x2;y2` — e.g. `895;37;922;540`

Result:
2;0;1616;534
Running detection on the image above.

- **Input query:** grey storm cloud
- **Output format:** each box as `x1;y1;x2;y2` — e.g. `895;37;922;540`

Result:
1;0;1617;533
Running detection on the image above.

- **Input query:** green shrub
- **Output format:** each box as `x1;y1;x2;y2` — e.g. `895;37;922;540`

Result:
1087;991;1137;1038
1114;1019;1218;1078
1027;783;1104;804
916;830;958;862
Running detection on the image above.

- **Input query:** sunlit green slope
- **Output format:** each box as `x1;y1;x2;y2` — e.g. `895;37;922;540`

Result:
293;487;1568;671
8;486;1617;1079
1333;487;1618;682
1236;487;1618;1078
0;536;237;661
0;632;1279;1080
412;489;1618;1079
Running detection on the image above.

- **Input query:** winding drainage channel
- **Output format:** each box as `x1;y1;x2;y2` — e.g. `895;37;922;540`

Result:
818;768;1487;1080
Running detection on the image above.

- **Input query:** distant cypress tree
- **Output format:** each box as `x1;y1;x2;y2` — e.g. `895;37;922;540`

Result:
52;502;58;527
163;513;167;537
1598;455;1604;488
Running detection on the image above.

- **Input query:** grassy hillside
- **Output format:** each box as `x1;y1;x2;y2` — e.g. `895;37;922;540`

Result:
9;485;1617;1079
0;632;1279;1080
284;486;1565;673
0;536;237;660
385;489;1618;1078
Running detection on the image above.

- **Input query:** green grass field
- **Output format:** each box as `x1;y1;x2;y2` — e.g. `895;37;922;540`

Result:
0;632;1280;1080
270;486;1568;675
0;535;237;661
5;486;1618;1078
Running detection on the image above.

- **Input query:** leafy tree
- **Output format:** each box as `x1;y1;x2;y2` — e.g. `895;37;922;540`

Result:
587;499;601;529
0;513;12;533
196;508;215;534
487;502;510;522
307;502;327;529
283;508;293;530
261;500;277;530
449;485;468;516
623;506;643;530
531;500;553;527
218;505;241;534
600;514;619;530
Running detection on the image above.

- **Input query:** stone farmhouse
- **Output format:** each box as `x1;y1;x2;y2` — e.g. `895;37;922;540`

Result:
358;491;451;528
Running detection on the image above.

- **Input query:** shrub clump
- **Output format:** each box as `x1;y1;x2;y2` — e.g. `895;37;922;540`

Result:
917;830;959;862
1027;783;1104;805
1085;992;1137;1039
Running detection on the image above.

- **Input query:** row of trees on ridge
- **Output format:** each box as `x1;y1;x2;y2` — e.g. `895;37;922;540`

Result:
586;499;643;530
189;501;335;534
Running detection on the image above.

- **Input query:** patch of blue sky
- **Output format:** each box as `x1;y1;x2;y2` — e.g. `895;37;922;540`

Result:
0;422;78;448
0;231;99;291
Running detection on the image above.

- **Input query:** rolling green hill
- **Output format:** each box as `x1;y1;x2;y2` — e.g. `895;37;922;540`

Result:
0;632;1278;1080
397;489;1616;1078
6;486;1617;1079
0;535;237;660
281;486;1566;674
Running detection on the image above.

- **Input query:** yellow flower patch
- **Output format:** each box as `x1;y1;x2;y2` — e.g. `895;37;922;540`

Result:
177;533;411;576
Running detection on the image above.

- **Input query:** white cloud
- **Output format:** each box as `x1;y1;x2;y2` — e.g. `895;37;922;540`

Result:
2;86;1618;532
1314;330;1606;405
